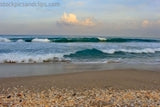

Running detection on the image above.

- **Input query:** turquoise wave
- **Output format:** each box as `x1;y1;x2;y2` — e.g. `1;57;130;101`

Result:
64;48;160;59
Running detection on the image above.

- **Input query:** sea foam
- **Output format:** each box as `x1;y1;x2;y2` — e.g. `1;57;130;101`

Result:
17;39;25;42
32;38;51;43
0;53;69;63
0;37;11;42
97;37;107;41
102;48;160;54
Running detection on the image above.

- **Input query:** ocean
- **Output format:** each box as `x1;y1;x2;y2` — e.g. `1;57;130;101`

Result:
0;35;160;65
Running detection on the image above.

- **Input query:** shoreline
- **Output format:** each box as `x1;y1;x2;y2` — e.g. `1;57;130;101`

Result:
0;63;160;78
1;69;160;92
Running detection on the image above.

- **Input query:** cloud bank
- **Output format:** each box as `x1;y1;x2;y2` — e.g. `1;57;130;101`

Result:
142;19;160;28
57;12;96;26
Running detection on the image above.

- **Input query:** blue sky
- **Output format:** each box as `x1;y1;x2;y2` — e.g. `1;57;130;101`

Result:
0;0;160;37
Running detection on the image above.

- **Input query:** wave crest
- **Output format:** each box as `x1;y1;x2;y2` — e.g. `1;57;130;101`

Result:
64;49;106;59
103;48;160;54
17;39;25;42
32;38;50;43
97;37;107;41
0;37;11;42
64;48;160;59
0;53;70;63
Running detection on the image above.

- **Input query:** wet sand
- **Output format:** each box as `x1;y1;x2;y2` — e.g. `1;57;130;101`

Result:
0;69;160;92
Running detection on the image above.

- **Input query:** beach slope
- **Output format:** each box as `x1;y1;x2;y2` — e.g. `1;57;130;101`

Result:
0;69;160;106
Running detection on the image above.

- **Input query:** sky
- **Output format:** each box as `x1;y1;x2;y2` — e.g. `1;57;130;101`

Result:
0;0;160;37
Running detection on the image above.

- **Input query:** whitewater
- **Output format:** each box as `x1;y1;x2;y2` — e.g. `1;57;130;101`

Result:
0;35;160;64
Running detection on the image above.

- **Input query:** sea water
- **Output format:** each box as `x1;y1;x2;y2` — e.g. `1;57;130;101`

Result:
0;35;160;65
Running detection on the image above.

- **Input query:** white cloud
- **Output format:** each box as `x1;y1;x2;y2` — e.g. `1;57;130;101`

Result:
142;20;150;27
142;19;160;28
57;12;96;26
61;12;79;24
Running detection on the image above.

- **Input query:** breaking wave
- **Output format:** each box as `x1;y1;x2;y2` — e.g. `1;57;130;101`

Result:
64;48;160;59
17;39;25;42
0;37;160;43
0;48;160;63
0;37;11;42
32;38;51;43
102;48;160;54
0;53;70;63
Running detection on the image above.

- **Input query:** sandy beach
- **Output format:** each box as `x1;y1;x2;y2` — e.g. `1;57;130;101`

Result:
0;69;160;106
1;69;160;91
